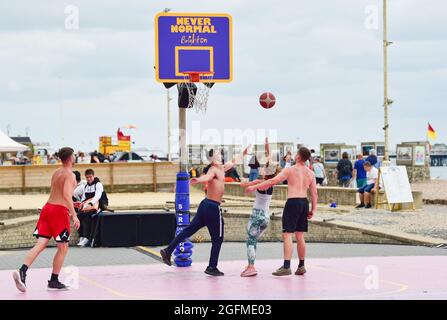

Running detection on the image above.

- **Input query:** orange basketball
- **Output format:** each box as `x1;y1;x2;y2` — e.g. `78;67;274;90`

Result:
259;92;276;109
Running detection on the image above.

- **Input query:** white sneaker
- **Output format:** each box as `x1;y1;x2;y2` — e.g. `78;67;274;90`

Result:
80;238;89;247
77;237;85;246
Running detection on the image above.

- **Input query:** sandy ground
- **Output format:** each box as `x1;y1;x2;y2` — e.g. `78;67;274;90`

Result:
0;191;205;210
412;180;447;200
316;205;447;242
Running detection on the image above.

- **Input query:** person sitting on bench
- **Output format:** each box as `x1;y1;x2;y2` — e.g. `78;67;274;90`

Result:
355;161;378;209
75;169;109;247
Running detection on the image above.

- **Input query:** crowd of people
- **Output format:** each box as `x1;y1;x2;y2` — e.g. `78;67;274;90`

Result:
0;149;165;166
189;147;381;212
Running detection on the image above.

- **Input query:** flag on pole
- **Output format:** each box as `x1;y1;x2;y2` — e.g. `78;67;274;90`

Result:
427;123;437;140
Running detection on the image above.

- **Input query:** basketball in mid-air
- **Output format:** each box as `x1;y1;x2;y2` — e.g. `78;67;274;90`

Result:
259;92;276;109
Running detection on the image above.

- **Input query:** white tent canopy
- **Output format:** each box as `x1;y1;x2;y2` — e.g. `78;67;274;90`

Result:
0;131;29;152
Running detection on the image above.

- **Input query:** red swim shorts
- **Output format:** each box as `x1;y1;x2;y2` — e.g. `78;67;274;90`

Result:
33;203;70;243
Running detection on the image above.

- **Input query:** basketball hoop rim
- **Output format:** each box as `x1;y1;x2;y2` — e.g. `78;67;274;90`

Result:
182;71;215;83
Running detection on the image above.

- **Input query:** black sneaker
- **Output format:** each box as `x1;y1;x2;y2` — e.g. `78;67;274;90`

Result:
205;266;224;276
47;280;69;291
365;204;372;209
160;249;172;266
355;203;365;209
12;270;27;293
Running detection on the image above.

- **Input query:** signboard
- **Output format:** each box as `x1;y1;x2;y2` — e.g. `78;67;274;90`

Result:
155;13;232;83
380;166;414;204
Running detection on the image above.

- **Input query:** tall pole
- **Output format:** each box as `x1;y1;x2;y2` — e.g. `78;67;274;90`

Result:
167;88;172;161
179;107;187;172
383;0;392;163
159;7;192;268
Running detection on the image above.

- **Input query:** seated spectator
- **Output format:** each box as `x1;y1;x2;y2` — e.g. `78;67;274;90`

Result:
75;169;110;247
72;171;86;203
313;157;326;185
356;161;379;209
336;152;353;187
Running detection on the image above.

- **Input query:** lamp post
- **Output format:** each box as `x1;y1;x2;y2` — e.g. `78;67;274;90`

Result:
382;0;393;164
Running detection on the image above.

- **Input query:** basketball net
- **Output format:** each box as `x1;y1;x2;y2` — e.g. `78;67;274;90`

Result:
181;72;214;113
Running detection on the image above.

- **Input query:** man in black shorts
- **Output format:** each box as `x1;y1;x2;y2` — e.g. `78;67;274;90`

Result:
246;147;318;276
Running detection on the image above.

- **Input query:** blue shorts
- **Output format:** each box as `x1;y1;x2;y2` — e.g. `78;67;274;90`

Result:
358;183;375;194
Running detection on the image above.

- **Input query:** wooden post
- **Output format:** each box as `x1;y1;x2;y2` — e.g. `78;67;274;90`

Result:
110;163;114;193
153;162;158;192
21;166;26;195
374;169;380;209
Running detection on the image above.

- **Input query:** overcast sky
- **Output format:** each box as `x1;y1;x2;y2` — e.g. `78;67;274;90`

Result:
1;0;446;154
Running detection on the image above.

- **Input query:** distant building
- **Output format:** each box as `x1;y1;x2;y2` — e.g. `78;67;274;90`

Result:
430;143;447;166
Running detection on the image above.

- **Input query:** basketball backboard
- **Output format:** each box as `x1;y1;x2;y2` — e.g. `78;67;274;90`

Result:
155;12;233;83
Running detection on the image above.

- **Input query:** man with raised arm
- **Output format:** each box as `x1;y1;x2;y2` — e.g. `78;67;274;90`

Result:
246;147;317;276
160;146;249;276
12;147;80;292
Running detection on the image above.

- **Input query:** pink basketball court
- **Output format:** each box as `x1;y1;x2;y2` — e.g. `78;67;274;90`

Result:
2;256;446;300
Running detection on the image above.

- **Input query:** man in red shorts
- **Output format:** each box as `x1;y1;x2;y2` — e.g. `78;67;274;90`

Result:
12;147;80;292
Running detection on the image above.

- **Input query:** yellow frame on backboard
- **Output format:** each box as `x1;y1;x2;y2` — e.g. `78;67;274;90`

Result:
174;46;214;77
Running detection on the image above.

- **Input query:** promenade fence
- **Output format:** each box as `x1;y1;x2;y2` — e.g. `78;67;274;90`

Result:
0;162;178;194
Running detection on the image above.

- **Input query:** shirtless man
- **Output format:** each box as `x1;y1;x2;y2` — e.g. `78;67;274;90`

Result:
160;146;248;276
246;147;317;276
12;147;80;292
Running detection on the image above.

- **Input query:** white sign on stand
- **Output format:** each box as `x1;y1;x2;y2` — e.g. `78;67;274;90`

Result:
379;166;414;207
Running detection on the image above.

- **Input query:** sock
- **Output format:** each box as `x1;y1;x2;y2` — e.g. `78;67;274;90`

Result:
50;273;59;282
20;264;28;273
283;260;291;269
299;260;305;268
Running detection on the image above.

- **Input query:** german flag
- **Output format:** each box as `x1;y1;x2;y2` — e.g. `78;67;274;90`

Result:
427;123;437;140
